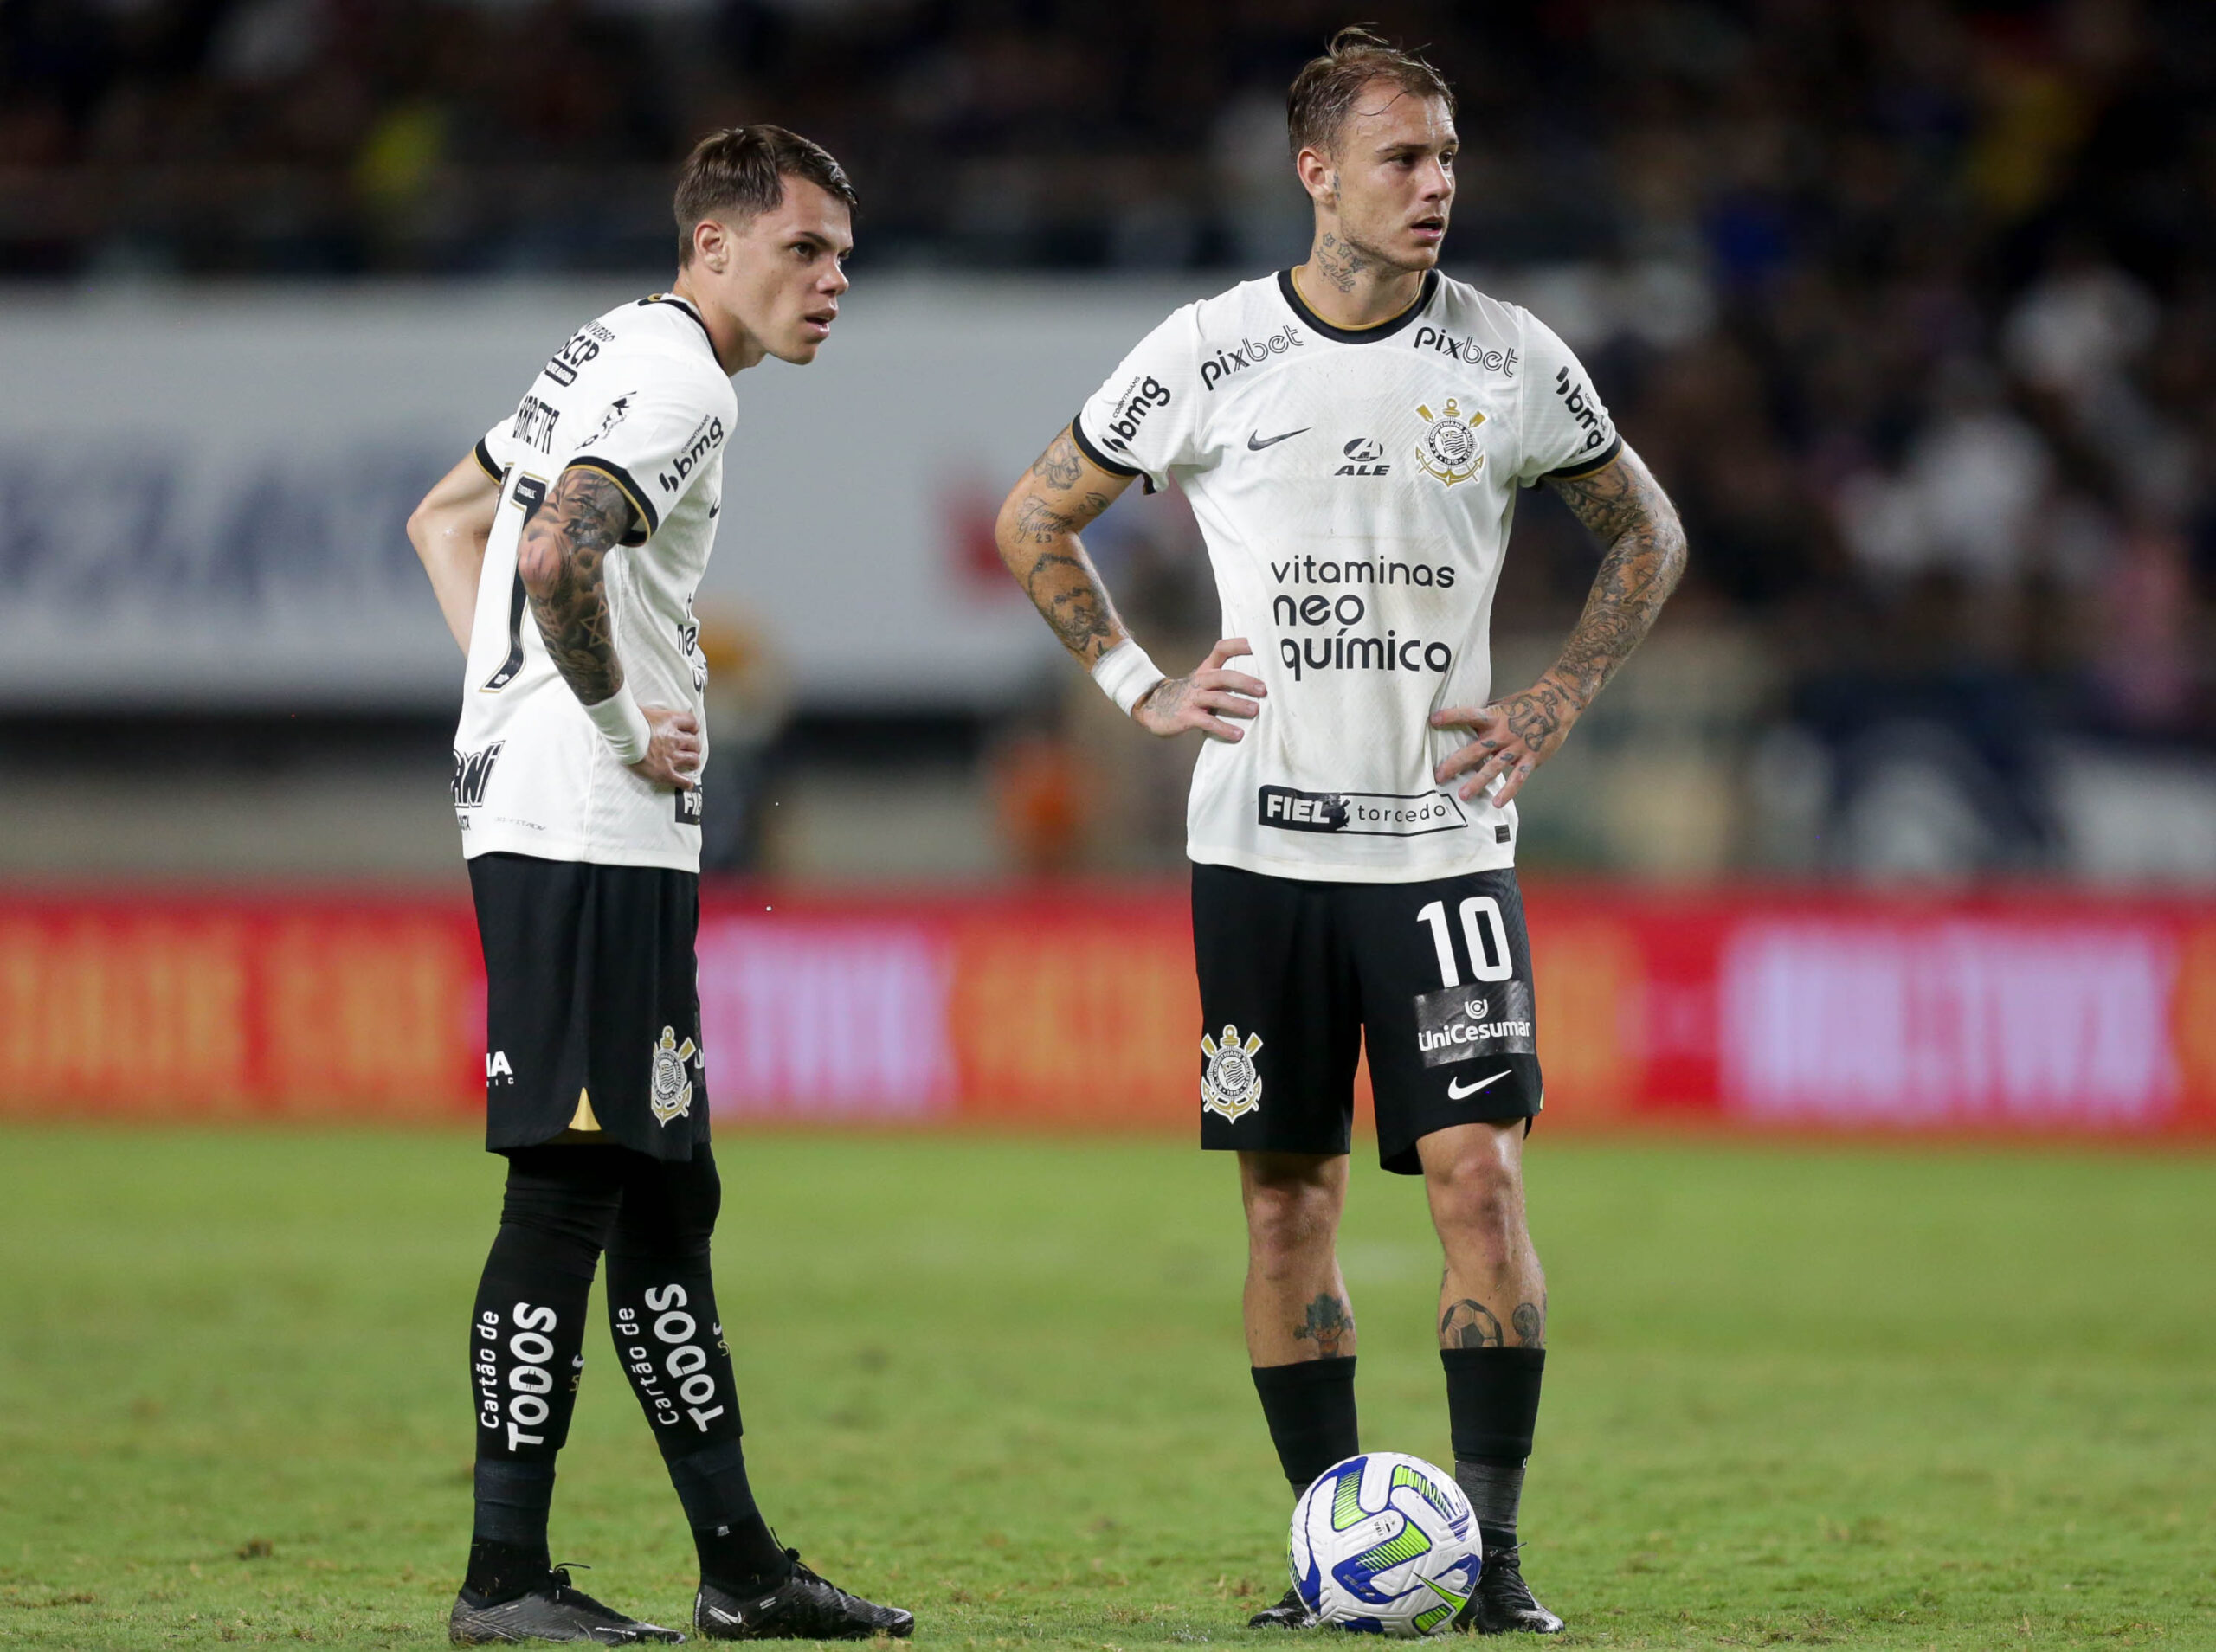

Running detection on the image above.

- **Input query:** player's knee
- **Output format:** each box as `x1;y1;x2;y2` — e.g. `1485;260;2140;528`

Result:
1244;1179;1341;1273
1428;1149;1523;1246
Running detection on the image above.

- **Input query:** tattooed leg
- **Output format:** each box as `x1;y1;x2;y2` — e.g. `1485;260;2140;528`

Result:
1418;1122;1544;1347
1237;1151;1354;1365
1241;1152;1360;1501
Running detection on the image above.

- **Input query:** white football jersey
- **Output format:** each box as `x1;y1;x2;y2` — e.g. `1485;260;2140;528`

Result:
1073;270;1620;884
452;294;735;871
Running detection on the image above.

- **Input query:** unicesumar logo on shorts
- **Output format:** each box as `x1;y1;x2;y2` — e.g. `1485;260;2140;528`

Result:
649;1026;699;1125
1414;398;1485;485
1201;1025;1264;1122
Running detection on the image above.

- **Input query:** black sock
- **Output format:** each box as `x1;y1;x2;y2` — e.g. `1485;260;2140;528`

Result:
463;1219;603;1598
1252;1356;1359;1496
604;1147;791;1595
1440;1347;1543;1552
462;1149;624;1603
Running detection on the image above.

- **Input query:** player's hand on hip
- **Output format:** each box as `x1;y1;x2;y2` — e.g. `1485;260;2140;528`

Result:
1431;677;1581;807
629;705;703;790
1133;638;1266;742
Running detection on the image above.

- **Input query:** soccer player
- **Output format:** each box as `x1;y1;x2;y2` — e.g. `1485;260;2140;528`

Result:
407;126;913;1646
993;30;1685;1636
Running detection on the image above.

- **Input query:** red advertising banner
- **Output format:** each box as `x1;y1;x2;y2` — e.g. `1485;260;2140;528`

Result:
1;885;2211;1136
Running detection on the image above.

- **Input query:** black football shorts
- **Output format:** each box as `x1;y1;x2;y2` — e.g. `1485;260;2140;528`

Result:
1191;861;1543;1174
469;851;710;1162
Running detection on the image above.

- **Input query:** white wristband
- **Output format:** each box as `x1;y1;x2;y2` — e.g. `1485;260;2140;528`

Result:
583;688;653;764
1090;639;1167;717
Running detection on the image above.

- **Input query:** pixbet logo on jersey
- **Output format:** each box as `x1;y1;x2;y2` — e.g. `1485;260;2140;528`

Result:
1200;325;1304;390
1098;376;1172;454
1411;327;1518;375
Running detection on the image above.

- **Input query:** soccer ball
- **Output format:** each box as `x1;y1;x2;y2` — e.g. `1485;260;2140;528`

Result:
1289;1453;1481;1636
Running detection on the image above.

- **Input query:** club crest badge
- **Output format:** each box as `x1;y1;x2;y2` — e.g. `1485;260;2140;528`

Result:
1414;397;1486;485
648;1025;699;1125
1201;1025;1265;1122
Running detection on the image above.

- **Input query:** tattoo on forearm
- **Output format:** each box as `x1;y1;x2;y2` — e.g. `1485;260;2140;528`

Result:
1015;492;1111;544
1313;228;1370;293
519;467;633;704
1001;430;1126;665
1543;448;1687;712
1511;1301;1544;1347
1440;1299;1503;1348
1294;1293;1356;1357
1021;546;1116;659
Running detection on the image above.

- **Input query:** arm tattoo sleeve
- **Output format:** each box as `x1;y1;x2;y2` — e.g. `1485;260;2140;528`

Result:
1541;447;1689;710
519;466;635;705
1000;430;1128;666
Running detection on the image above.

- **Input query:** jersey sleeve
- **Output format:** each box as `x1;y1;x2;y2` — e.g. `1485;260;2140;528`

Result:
1070;306;1204;494
1516;314;1623;485
563;366;728;543
474;421;511;482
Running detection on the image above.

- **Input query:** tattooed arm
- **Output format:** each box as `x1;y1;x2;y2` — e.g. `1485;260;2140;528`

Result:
517;464;700;787
995;425;1267;741
1432;446;1686;805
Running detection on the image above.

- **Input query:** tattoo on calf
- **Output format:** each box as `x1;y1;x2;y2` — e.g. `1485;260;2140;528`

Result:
1511;1301;1544;1347
1294;1293;1356;1358
519;467;633;705
1440;1299;1503;1349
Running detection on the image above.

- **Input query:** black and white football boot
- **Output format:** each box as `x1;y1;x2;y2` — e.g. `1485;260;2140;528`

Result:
1246;1585;1320;1629
448;1564;684;1644
1453;1546;1563;1636
692;1552;914;1641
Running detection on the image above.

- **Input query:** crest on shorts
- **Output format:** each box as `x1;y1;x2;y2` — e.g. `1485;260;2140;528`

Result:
1414;398;1486;485
648;1026;699;1126
1201;1025;1265;1122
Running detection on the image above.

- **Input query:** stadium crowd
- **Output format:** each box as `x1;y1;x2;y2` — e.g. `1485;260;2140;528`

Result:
6;0;2213;867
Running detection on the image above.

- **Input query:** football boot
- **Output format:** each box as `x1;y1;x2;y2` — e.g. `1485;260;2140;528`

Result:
1246;1585;1321;1629
692;1552;913;1640
448;1564;683;1644
1453;1546;1562;1635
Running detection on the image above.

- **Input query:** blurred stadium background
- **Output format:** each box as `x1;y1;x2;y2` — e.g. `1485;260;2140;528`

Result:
4;4;2216;1648
3;0;2213;1136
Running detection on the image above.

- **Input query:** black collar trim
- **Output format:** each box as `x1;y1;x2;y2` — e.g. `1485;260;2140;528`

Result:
639;292;716;352
1277;267;1439;344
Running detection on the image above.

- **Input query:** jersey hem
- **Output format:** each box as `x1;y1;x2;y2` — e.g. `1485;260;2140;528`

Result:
1186;840;1516;884
463;832;701;874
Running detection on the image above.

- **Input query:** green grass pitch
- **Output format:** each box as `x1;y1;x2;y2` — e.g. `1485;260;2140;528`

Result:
1;1128;2210;1649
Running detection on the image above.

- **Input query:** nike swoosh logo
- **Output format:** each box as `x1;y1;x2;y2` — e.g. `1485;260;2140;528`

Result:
1446;1070;1511;1100
1247;427;1309;450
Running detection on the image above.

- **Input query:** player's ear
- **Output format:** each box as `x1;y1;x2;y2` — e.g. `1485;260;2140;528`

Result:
1294;145;1336;208
692;217;730;275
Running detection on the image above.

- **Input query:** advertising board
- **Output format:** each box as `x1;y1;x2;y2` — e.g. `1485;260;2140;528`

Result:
3;886;2210;1138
